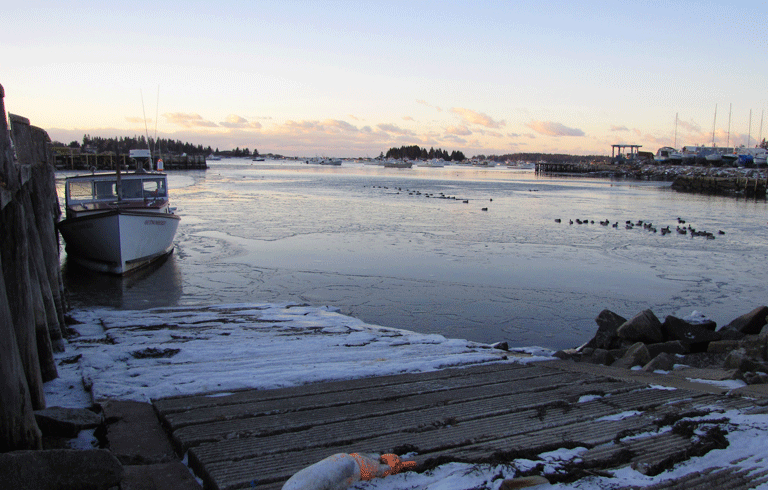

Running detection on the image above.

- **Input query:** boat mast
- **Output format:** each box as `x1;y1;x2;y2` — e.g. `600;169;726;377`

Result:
674;113;678;149
711;104;717;148
140;89;152;171
747;109;752;148
115;140;122;202
726;103;731;149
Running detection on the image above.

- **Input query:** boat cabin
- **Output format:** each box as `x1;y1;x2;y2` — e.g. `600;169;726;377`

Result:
65;173;170;219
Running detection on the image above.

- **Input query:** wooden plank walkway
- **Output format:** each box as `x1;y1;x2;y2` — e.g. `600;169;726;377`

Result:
152;361;762;490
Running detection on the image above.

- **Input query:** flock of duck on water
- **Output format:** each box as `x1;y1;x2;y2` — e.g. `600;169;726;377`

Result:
554;217;725;239
367;184;726;239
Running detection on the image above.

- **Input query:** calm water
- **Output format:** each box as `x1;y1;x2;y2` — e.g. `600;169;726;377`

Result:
57;159;768;350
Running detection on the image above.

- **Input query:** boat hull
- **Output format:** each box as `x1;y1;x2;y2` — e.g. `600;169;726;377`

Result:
58;209;180;275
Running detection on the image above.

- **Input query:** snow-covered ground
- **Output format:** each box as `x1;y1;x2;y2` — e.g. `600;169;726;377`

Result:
44;303;768;489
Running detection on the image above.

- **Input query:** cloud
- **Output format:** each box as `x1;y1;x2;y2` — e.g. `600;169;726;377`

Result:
377;123;412;135
284;119;360;134
526;121;585;137
446;125;472;136
677;119;702;133
450;108;505;129
611;125;630;132
219;114;262;130
402;116;414;121
126;116;150;124
163;112;218;128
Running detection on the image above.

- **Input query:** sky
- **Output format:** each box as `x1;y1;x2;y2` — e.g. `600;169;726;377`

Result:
3;0;768;158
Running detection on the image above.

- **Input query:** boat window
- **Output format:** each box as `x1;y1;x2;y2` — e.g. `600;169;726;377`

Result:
122;180;143;199
94;181;117;200
142;178;167;197
68;181;93;201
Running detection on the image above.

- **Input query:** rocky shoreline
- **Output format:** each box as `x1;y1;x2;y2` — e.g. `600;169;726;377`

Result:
555;306;768;386
541;163;768;198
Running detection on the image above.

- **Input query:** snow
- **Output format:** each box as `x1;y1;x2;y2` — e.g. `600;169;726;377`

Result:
44;303;768;490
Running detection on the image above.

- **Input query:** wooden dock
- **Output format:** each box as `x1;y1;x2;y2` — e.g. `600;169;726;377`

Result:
52;148;208;171
152;361;768;490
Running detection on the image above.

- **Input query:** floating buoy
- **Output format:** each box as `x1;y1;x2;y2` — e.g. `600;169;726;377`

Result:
282;453;416;490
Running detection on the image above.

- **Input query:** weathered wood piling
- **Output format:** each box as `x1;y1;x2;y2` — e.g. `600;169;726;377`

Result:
0;84;67;451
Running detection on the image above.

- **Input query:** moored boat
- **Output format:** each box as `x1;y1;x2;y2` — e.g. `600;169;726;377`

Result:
57;169;180;275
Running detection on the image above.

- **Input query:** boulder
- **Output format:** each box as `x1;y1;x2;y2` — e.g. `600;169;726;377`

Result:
662;316;721;353
617;310;664;344
647;340;688;359
34;406;104;438
724;348;768;373
643;352;678;372
0;449;123;490
585;348;615;366
612;342;651;369
584;309;627;350
722;306;768;335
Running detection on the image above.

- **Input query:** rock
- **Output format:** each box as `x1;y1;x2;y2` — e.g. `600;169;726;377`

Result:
743;372;768;385
587;348;616;366
717;327;747;341
613;342;651;369
724;348;768;373
643;352;678;372
723;306;768;335
0;449;123;490
707;340;742;354
553;349;580;360
585;309;627;350
492;341;509;351
500;475;550;489
617;310;664;344
662;316;721;353
34;406;104;438
647;340;689;358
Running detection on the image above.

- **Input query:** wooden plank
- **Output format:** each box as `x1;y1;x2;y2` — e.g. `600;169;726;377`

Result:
154;361;540;415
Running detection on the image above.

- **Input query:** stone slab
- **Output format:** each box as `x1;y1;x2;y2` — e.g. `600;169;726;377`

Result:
101;400;176;465
0;449;123;490
122;462;203;490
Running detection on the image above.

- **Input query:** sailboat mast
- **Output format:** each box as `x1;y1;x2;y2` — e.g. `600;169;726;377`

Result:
712;104;717;147
726;103;731;149
747;109;752;148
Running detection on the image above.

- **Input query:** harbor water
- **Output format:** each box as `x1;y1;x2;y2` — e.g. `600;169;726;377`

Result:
57;159;768;351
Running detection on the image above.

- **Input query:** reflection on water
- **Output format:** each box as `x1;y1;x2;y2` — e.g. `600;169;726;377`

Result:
58;160;768;350
62;251;183;310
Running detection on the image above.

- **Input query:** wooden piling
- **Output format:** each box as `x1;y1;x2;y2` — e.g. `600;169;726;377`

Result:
0;83;66;450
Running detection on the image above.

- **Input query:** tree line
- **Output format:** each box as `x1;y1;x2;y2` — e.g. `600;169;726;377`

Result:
54;135;259;157
384;145;466;162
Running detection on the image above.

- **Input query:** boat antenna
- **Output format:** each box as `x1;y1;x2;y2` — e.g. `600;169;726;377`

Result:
140;89;152;169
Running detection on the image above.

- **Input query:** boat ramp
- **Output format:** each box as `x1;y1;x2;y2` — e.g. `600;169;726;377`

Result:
152;360;768;490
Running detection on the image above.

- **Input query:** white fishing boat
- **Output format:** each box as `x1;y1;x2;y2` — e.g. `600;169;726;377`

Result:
654;147;682;163
58;167;180;275
417;159;446;168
